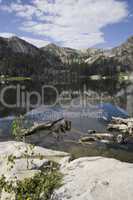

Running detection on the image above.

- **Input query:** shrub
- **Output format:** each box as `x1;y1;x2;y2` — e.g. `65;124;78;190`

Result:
0;162;62;200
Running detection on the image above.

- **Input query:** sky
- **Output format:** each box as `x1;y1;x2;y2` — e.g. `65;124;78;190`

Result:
0;0;132;49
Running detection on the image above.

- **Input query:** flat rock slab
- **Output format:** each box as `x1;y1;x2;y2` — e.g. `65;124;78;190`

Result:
0;141;69;159
0;141;70;179
52;157;133;200
0;141;70;200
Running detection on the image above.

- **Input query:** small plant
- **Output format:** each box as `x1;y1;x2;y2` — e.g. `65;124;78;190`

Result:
7;154;16;170
0;175;15;194
0;162;62;200
22;144;35;170
12;115;35;169
12;115;24;140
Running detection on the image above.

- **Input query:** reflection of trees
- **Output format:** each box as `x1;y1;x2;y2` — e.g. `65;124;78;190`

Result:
0;79;132;117
125;84;133;116
81;79;130;97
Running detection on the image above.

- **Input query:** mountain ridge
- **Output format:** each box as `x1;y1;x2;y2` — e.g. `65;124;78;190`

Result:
0;35;132;58
41;36;133;66
0;35;132;82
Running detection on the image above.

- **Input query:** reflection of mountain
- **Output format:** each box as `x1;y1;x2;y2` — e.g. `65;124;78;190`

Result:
126;85;133;116
0;79;131;117
115;81;133;117
0;36;133;82
0;78;130;113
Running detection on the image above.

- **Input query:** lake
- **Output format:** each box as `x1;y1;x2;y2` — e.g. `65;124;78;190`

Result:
0;78;133;162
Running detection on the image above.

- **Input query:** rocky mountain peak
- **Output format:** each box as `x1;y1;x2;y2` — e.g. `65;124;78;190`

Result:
8;36;39;55
0;36;39;56
8;36;20;41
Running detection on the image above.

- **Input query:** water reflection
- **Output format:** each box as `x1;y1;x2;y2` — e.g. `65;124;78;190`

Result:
0;78;131;116
0;78;133;162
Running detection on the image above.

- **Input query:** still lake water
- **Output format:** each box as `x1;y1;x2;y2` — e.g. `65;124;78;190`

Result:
0;78;133;162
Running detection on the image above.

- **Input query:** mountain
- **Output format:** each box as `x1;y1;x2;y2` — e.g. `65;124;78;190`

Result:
0;35;132;82
41;43;83;63
112;36;133;70
0;36;51;78
0;36;39;56
42;36;133;73
84;36;133;71
41;44;64;65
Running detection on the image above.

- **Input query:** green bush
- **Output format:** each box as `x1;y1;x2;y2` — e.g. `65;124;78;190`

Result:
12;115;24;140
0;162;62;200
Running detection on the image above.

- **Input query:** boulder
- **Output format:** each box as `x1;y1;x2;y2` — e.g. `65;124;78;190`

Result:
52;157;133;200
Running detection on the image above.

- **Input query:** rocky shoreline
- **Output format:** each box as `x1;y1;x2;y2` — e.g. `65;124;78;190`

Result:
0;141;133;200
